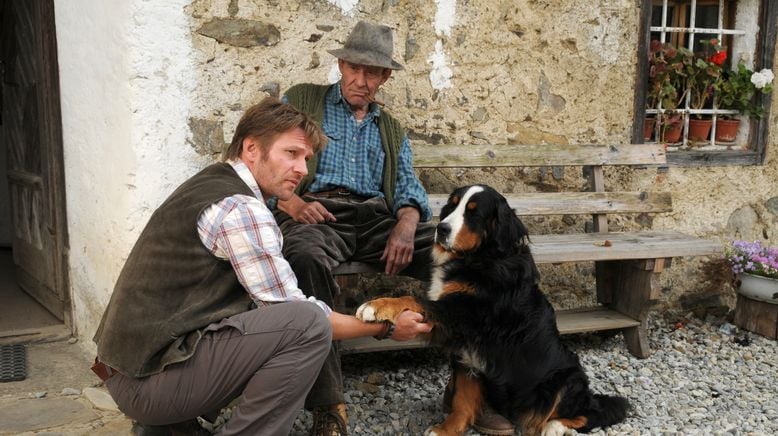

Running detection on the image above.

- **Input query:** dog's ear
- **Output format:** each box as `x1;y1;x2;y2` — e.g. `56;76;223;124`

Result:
491;197;529;254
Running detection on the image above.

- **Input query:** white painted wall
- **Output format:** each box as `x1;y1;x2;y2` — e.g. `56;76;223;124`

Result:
54;0;203;347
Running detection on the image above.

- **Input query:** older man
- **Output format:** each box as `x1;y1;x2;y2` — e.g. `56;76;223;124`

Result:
271;21;437;435
276;21;516;436
92;97;431;436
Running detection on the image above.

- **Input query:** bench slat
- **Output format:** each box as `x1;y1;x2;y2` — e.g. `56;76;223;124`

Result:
330;231;720;276
530;231;721;263
340;307;640;354
413;143;666;168
428;191;672;216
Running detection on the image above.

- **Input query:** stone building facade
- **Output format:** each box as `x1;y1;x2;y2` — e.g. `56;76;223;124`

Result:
47;0;778;344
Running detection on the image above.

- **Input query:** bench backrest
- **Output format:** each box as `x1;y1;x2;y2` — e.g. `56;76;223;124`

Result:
413;143;669;232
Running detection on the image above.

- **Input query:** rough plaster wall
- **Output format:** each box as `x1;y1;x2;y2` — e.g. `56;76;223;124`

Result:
186;0;640;148
55;0;201;345
182;0;776;315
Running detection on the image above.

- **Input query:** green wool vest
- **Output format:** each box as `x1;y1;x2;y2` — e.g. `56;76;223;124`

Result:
285;83;405;210
93;163;255;377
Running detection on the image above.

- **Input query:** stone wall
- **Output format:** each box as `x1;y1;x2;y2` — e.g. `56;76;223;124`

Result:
184;0;778;317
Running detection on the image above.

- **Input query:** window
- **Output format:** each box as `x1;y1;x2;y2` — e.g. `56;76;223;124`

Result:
634;0;777;166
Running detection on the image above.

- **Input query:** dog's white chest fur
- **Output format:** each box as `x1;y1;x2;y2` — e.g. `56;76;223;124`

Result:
457;349;486;373
427;268;445;301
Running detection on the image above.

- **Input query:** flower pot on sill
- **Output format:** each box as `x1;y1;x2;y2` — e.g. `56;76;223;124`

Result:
643;117;656;141
662;123;682;144
715;118;740;142
688;118;712;142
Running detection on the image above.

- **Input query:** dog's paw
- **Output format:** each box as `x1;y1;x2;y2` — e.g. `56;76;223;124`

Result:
423;426;443;436
355;297;412;323
355;302;377;322
541;419;573;436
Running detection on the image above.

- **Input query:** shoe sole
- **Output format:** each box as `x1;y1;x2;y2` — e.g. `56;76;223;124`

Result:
471;423;516;435
443;405;515;435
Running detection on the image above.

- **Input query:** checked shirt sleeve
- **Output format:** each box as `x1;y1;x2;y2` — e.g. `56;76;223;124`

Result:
392;135;433;221
198;195;332;316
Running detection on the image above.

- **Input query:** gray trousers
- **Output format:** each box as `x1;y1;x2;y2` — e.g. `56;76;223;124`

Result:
104;302;331;436
273;195;435;409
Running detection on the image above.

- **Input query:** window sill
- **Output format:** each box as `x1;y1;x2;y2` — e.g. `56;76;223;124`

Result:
665;149;762;167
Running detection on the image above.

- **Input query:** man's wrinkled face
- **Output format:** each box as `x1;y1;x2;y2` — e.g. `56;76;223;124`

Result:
247;128;312;201
338;59;391;111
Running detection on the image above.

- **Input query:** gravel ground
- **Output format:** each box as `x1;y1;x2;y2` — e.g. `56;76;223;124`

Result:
285;314;777;436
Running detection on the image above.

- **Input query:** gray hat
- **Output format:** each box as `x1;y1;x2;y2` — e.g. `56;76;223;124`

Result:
328;21;404;70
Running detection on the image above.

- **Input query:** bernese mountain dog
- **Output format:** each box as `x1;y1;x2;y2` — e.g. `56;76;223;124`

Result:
356;184;629;436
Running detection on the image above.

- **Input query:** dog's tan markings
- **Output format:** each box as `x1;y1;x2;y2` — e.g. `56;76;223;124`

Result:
359;296;424;322
555;416;588;429
451;195;460;205
466;201;477;210
519;392;561;436
452;227;481;252
440;281;476;296
429;368;482;436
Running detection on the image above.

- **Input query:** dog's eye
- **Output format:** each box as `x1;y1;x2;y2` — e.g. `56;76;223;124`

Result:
466;201;477;211
451;196;460;205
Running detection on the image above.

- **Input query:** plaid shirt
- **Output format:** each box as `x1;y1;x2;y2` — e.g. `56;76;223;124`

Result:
196;160;331;316
285;85;432;221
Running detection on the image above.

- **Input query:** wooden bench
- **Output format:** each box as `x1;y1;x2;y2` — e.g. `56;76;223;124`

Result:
334;143;721;358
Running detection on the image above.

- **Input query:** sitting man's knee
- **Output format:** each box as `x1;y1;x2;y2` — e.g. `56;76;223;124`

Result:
286;250;329;271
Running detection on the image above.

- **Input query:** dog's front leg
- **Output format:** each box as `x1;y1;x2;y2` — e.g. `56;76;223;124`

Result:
355;295;425;323
425;368;482;436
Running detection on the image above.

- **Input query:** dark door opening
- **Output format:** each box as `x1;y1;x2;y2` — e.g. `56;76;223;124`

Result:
0;0;71;344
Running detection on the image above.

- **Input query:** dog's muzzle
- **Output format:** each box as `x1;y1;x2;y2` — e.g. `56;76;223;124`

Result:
435;222;451;246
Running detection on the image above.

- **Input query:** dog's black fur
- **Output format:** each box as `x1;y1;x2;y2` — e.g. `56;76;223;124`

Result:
408;184;628;435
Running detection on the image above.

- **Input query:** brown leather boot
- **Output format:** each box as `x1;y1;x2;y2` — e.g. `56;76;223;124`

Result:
442;377;515;435
310;403;348;436
472;404;516;436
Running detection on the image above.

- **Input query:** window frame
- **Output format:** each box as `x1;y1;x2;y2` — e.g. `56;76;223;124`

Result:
633;0;778;166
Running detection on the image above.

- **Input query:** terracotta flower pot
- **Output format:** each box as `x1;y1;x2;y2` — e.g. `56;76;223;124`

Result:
662;122;682;144
715;118;740;142
688;118;712;142
643;117;657;141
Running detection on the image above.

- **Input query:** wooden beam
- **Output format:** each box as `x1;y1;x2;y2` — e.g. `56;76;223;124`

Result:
427;191;673;217
413;143;667;168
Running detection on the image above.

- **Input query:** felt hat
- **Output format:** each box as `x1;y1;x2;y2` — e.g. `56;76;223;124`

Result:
327;21;404;70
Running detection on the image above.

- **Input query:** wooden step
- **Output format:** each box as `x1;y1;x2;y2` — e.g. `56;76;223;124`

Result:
556;307;641;334
341;307;639;354
0;324;72;345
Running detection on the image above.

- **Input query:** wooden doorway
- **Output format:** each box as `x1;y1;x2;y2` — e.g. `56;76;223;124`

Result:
0;0;71;342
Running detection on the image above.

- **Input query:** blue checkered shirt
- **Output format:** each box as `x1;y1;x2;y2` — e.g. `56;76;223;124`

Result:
284;85;432;221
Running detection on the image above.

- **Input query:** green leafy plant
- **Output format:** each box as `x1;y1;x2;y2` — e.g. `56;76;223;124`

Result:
715;63;774;119
684;39;725;118
646;41;688;140
646;40;687;112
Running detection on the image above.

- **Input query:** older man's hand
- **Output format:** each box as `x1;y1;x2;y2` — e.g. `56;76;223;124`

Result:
381;207;420;275
279;195;336;224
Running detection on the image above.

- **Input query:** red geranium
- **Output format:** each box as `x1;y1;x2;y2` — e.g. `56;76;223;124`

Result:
709;50;727;66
